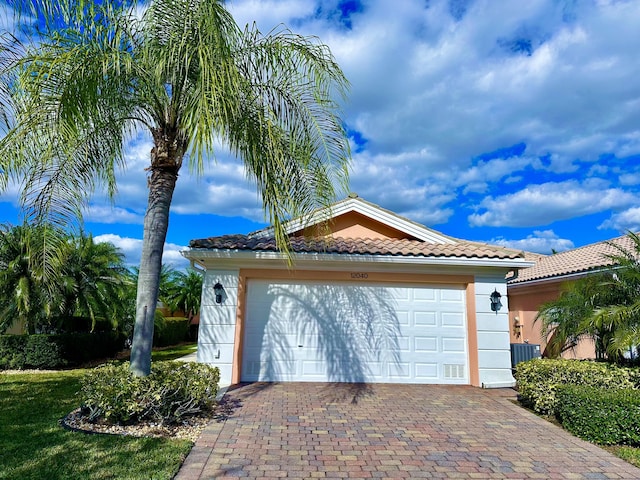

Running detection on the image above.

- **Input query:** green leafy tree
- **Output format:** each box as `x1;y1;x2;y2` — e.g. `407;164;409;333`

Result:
3;0;350;375
0;223;53;333
0;223;131;334
537;232;640;363
589;232;640;359
536;274;615;359
162;269;203;321
57;232;129;330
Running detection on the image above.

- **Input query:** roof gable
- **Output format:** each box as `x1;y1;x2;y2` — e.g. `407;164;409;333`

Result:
252;194;458;244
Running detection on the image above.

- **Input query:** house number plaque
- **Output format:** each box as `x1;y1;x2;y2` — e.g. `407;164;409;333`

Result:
350;272;369;279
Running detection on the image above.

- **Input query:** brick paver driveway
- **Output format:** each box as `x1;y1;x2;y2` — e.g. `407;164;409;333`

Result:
176;383;640;479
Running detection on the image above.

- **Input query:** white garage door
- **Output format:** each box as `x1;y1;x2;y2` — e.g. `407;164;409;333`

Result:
242;280;469;384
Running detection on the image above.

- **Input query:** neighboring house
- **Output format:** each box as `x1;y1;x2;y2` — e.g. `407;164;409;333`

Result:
507;234;638;358
183;195;533;388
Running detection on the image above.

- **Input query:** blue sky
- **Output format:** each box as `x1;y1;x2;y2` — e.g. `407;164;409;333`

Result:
2;0;640;267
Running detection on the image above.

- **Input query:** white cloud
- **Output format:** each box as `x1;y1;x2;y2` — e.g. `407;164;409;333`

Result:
84;205;143;225
599;207;640;233
5;0;640;245
469;180;638;227
208;0;640;234
94;233;188;268
490;230;575;254
619;173;640;186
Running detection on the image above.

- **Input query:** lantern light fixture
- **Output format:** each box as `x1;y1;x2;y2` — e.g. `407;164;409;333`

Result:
490;289;502;313
213;282;224;304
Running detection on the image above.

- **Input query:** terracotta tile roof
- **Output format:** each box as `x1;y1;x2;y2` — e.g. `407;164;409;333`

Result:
509;233;639;284
188;234;527;260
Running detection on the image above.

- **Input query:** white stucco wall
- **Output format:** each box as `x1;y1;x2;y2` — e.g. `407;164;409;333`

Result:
197;269;239;387
474;275;515;388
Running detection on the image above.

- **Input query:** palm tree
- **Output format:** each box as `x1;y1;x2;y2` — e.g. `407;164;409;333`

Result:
588;232;640;359
162;269;203;321
3;0;350;375
536;273;618;359
0;223;51;333
57;232;129;331
536;232;640;363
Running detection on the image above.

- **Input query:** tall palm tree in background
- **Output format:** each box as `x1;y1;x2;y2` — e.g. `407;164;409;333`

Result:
162;269;203;322
2;0;350;375
0;224;130;334
57;232;129;330
0;223;55;333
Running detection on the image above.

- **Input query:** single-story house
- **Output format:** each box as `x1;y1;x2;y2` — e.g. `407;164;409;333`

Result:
183;195;534;388
507;233;638;358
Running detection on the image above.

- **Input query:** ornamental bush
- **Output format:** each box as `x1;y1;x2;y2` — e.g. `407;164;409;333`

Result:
80;361;220;425
153;317;189;347
514;358;640;415
0;332;124;370
0;335;28;369
556;385;640;445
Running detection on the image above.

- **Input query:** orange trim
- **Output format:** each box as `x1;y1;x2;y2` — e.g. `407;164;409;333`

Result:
465;283;480;387
239;268;473;285
232;268;479;385
231;275;247;385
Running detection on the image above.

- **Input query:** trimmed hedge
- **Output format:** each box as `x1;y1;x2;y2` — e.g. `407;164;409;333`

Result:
0;332;125;370
514;359;640;415
80;361;220;425
154;317;189;347
556;385;640;445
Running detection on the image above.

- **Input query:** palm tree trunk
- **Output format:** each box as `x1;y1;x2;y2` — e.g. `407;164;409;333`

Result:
129;137;183;376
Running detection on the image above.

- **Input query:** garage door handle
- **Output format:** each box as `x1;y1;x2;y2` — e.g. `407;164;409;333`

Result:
298;345;303;348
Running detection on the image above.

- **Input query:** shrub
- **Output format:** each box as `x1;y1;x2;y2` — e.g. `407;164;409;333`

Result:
0;335;27;369
0;332;125;370
556;385;640;445
53;316;114;333
57;332;125;365
24;335;67;369
80;361;220;425
514;358;639;415
154;317;189;347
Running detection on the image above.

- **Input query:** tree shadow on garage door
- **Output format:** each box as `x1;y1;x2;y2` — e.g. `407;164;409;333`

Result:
255;283;402;394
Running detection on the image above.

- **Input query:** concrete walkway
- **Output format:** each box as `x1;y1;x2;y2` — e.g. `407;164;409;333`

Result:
176;383;640;479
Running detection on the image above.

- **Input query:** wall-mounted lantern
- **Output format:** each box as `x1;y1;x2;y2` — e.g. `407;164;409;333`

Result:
213;282;224;304
513;316;522;337
490;289;502;313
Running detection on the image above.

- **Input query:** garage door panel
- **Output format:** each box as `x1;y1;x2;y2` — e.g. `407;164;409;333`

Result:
413;289;437;301
389;362;411;378
242;280;468;384
396;310;411;326
388;288;411;301
415;363;439;379
397;336;412;353
415;336;438;352
440;288;465;302
442;337;466;353
414;312;437;326
441;312;465;327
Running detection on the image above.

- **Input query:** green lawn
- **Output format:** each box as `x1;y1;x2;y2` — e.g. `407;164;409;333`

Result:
0;346;199;480
149;342;198;362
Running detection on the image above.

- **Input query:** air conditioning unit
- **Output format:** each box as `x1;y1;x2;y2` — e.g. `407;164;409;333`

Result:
510;343;541;368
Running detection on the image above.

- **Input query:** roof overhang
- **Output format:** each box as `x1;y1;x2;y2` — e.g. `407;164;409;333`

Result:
183;248;535;271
